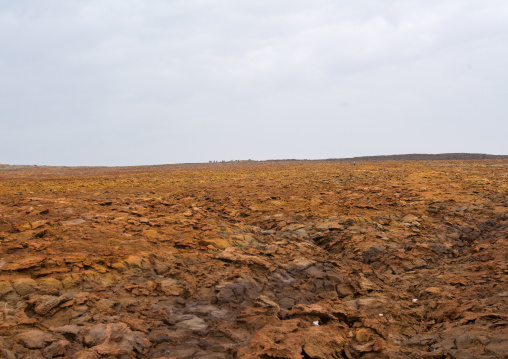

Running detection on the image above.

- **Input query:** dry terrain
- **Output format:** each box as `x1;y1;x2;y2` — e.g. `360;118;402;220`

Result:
0;160;507;358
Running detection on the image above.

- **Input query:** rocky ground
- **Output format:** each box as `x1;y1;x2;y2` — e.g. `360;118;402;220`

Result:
0;160;507;359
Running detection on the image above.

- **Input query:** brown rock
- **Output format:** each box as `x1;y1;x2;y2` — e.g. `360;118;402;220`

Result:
336;283;355;297
356;328;372;343
237;319;347;359
358;275;377;292
353;341;376;353
42;340;69;359
34;294;72;315
12;278;38;296
215;248;273;270
216;276;261;304
175;315;208;333
75;350;100;359
15;330;55;349
485;335;508;356
84;324;109;347
87;323;150;356
54;324;82;340
0;349;15;359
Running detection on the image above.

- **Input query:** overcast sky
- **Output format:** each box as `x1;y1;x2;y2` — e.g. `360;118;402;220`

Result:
1;1;507;166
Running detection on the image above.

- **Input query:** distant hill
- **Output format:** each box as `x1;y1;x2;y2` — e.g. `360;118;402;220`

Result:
1;153;507;171
329;153;508;162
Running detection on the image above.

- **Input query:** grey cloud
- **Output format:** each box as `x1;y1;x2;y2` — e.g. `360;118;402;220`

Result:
1;0;507;165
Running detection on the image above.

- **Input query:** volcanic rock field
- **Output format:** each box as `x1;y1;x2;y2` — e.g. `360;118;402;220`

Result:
0;160;507;358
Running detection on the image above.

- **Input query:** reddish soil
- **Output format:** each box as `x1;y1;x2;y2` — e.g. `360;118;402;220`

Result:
0;160;507;358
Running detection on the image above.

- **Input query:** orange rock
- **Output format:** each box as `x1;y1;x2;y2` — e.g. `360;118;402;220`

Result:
355;328;371;342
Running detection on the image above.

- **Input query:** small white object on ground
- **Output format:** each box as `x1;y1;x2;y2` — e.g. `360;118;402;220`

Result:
379;313;384;316
412;298;418;302
313;321;319;326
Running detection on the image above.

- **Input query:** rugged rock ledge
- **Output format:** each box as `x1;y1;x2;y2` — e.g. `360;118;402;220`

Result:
0;160;507;358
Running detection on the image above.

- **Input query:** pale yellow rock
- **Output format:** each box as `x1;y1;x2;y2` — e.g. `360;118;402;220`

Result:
30;220;48;229
110;261;128;272
256;295;280;311
425;287;442;295
37;277;63;290
0;280;14;297
160;278;183;296
143;229;159;240
61;273;82;289
124;256;150;269
199;238;231;249
358;275;376;291
18;223;32;232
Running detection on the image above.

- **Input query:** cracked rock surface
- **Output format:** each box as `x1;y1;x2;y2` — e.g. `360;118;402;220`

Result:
0;160;507;358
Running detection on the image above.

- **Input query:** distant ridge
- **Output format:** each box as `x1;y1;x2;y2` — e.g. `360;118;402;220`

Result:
1;153;507;170
329;153;508;162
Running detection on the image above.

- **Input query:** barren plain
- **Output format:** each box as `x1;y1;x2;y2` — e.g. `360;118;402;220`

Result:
0;160;507;358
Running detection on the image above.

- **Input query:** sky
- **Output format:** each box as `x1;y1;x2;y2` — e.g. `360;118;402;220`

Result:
1;0;507;166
